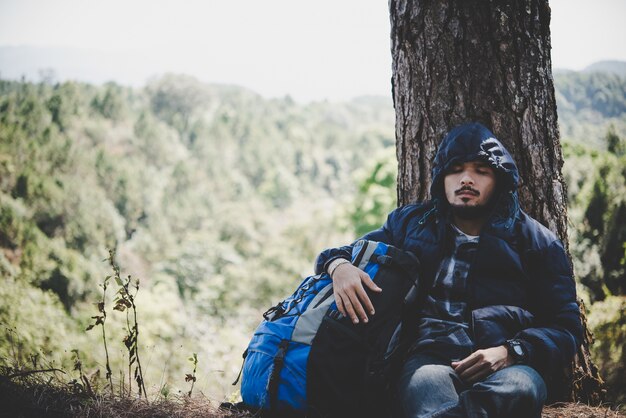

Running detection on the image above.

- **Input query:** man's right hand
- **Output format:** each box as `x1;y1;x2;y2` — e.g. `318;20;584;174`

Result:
331;263;382;324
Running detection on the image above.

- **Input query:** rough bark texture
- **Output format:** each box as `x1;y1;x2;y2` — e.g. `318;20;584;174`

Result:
389;0;603;403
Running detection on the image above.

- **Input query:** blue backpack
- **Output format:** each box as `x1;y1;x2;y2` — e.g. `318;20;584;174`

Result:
238;240;422;417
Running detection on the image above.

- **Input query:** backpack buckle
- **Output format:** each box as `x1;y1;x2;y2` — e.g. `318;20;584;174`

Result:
263;304;284;321
373;254;392;266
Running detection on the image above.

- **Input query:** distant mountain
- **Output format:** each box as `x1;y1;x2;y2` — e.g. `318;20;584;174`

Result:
0;46;159;87
0;45;623;145
552;68;577;75
3;45;624;102
553;69;626;145
554;60;626;76
0;45;392;102
583;60;626;76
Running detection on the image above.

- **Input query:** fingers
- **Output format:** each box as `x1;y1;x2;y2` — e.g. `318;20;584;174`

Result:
347;288;369;323
451;352;479;375
335;293;347;318
457;361;489;383
333;284;363;324
331;265;384;324
360;272;382;293
334;285;370;324
332;274;373;324
339;293;361;324
452;348;508;383
453;354;485;382
354;283;375;317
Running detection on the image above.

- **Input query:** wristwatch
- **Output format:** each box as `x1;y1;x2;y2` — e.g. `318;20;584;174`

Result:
505;339;527;364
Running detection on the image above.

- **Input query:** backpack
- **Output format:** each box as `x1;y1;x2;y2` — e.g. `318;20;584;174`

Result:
238;239;422;417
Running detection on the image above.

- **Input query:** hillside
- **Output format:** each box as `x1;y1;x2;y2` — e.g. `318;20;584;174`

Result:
0;74;396;399
554;69;626;146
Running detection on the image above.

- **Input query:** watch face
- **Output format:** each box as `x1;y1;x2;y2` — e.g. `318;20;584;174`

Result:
513;344;524;356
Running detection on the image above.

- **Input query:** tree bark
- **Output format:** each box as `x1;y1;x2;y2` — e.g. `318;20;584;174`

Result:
389;0;603;403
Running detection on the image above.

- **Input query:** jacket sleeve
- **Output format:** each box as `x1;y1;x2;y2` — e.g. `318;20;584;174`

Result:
313;207;401;275
515;239;583;381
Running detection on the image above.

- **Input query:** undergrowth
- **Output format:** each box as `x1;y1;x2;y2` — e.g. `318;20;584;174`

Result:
0;365;251;418
1;251;624;417
0;250;249;417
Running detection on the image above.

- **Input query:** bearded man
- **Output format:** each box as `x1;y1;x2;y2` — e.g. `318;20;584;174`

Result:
315;122;582;418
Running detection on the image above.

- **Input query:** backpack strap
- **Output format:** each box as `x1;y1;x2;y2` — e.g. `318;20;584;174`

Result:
268;339;290;411
231;349;248;386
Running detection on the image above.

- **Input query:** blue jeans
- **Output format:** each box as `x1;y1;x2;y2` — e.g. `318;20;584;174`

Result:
397;353;547;418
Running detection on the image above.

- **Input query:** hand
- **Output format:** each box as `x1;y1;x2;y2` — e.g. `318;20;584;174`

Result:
451;345;513;383
331;263;382;324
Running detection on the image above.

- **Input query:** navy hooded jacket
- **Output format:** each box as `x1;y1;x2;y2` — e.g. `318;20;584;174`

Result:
315;122;582;397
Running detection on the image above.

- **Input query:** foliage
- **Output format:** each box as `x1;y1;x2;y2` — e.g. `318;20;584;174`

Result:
0;75;393;398
587;296;626;407
85;264;114;392
564;131;626;301
554;72;626;147
186;352;198;397
563;126;626;408
0;69;624;404
347;148;397;237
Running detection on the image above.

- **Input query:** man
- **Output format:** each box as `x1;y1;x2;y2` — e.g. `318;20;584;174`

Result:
315;122;582;418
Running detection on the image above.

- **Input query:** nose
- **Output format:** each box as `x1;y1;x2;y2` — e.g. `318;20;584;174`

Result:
460;170;474;185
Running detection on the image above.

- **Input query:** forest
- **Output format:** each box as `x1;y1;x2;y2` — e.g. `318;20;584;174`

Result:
0;66;625;410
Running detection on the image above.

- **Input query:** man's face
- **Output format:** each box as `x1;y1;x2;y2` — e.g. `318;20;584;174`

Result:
444;161;497;216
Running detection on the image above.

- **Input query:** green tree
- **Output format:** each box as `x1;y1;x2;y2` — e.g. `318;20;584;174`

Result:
606;126;626;156
349;149;396;236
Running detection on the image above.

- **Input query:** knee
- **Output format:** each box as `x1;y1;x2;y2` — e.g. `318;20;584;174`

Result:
467;366;547;417
497;366;547;405
403;364;455;394
398;363;458;416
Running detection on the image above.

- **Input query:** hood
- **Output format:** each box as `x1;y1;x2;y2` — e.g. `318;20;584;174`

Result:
428;122;520;230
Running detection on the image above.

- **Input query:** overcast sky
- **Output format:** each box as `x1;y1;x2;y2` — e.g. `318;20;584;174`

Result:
0;0;624;101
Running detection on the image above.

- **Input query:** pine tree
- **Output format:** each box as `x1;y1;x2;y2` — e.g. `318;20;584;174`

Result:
389;0;603;403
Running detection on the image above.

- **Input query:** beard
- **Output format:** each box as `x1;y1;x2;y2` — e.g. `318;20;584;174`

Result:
450;203;492;220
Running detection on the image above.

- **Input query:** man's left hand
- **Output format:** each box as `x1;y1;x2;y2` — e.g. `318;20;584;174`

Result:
451;345;513;383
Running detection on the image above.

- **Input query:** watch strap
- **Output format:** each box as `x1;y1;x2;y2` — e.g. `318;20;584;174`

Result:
505;339;527;364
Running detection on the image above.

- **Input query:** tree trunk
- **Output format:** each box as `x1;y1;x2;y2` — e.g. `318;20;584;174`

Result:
389;0;603;403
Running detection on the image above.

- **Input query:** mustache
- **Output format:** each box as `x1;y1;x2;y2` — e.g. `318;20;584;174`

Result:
455;186;479;196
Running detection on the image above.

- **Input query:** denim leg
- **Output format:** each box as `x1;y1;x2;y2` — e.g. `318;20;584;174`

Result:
435;365;547;418
397;353;463;418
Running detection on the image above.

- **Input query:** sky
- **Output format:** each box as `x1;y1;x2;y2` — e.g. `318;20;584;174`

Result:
0;0;624;101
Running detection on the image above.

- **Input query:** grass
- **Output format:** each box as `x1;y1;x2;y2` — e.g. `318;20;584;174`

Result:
0;367;248;418
1;368;624;418
543;402;625;418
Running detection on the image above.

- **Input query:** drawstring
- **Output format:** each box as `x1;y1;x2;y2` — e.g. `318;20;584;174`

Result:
418;204;438;225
